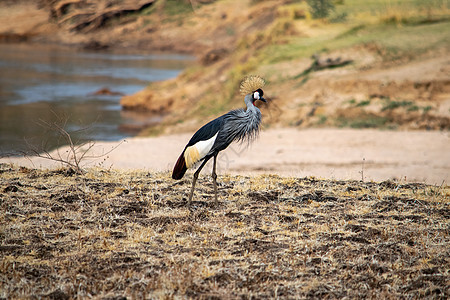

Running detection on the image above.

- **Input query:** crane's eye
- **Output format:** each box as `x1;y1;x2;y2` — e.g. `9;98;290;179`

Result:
253;91;260;100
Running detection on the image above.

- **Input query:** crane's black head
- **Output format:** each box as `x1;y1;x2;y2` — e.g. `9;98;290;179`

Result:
252;88;266;103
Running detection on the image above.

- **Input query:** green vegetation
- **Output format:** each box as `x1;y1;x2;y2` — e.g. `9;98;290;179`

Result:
337;114;390;129
263;20;449;64
335;96;440;129
307;0;335;19
423;105;433;113
355;99;371;107
382;100;415;111
317;114;328;125
379;97;435;113
142;0;195;24
143;0;192;15
160;0;194;16
259;0;449;64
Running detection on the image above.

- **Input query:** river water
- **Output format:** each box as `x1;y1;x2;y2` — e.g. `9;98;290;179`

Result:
0;43;192;156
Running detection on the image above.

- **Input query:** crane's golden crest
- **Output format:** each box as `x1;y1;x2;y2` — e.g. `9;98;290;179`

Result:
239;75;266;96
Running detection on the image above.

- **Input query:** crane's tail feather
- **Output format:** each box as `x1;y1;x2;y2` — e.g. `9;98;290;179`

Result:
172;151;187;180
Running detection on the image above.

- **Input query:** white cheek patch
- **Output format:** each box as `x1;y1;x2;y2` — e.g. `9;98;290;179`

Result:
253;91;260;100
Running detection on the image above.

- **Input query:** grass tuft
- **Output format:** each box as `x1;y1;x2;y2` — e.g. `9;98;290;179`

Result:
1;166;448;298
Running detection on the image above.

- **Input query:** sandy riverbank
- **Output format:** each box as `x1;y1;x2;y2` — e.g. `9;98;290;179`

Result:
1;128;448;185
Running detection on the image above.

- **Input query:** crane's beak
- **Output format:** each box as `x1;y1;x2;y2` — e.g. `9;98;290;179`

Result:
260;97;267;103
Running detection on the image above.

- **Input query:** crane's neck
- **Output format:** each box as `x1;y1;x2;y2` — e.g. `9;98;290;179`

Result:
244;94;260;114
243;94;262;133
219;94;263;146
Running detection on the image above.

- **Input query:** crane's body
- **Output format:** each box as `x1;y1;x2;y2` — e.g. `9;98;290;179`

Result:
172;102;262;180
172;75;267;206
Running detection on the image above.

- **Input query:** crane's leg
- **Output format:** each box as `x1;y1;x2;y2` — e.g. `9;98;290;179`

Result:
188;158;208;207
212;153;219;206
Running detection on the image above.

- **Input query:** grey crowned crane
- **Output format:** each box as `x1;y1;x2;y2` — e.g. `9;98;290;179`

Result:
172;75;267;206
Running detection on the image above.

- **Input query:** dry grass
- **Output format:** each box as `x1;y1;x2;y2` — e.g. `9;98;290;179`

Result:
0;164;449;299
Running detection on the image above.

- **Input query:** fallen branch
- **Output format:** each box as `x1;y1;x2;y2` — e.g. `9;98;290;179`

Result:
20;113;124;174
294;54;353;80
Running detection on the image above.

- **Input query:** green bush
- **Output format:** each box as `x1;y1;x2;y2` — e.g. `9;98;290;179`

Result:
307;0;335;19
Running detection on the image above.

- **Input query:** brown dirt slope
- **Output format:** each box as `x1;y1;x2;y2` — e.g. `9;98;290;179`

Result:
116;1;450;134
1;165;449;298
1;0;449;133
0;0;276;54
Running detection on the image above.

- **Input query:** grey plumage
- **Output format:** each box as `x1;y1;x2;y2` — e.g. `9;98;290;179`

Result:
215;94;262;151
172;76;267;207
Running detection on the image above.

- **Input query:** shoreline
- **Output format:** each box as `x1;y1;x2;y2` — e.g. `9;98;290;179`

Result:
1;128;448;185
